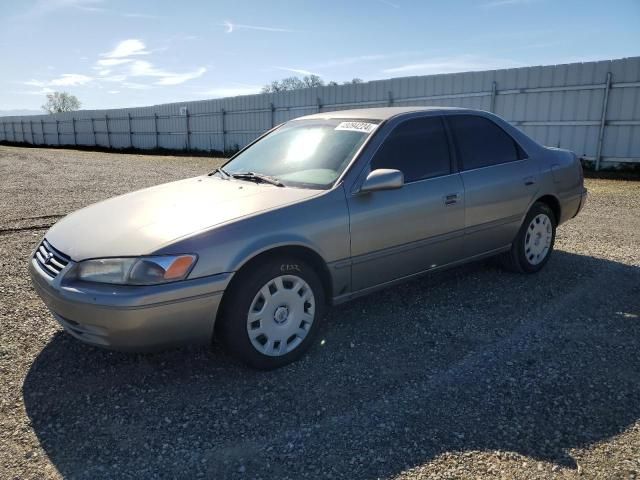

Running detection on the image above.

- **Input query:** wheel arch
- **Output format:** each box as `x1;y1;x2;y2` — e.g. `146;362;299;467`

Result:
534;194;561;224
214;244;333;337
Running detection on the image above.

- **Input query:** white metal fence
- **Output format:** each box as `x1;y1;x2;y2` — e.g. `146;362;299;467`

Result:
1;57;639;170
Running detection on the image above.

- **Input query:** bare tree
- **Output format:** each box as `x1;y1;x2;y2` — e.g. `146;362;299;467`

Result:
262;75;365;93
262;75;326;93
42;92;81;114
301;74;325;88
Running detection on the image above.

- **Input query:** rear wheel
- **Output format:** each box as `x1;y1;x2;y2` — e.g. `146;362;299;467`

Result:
217;257;325;369
500;202;556;273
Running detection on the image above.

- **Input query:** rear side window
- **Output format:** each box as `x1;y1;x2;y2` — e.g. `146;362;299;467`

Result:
448;115;523;170
370;116;451;182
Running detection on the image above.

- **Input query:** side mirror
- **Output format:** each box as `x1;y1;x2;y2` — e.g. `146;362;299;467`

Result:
359;169;404;194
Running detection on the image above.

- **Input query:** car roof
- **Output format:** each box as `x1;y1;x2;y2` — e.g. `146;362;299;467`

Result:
297;106;473;121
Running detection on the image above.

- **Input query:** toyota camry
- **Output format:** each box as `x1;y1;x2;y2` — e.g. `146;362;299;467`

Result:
29;107;587;369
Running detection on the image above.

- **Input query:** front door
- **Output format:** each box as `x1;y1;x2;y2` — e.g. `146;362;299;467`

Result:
347;115;465;292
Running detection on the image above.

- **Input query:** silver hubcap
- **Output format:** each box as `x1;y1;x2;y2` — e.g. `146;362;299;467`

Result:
524;213;552;265
246;275;315;357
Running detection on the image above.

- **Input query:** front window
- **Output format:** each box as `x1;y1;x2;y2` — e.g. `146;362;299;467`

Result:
222;118;379;189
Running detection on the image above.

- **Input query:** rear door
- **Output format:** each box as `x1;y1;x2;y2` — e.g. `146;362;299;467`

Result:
445;114;540;257
347;115;465;292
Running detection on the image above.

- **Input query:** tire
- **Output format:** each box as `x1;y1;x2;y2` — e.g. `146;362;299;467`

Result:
217;256;326;370
500;202;556;273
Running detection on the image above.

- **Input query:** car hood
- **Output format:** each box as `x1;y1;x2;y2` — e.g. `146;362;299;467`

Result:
46;176;322;260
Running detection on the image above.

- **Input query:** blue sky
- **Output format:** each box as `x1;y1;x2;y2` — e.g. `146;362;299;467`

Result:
0;0;638;113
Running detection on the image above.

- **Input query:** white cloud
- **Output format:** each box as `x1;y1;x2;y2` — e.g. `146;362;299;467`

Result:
22;87;55;95
49;73;93;86
22;0;105;16
382;55;522;75
96;58;133;67
274;66;318;76
128;60;162;77
21;38;207;98
221;21;295;34
24;80;46;87
102;39;149;59
24;74;92;88
128;60;206;85
101;74;127;82
156;68;207;85
122;82;153;90
107;90;120;94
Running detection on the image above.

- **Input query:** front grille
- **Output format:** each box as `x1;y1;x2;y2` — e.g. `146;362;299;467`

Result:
34;239;70;277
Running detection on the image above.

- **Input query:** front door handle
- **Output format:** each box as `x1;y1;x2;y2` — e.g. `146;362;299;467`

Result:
444;193;460;206
523;176;536;186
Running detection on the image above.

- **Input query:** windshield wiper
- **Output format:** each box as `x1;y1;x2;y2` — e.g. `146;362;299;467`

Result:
231;171;285;187
209;167;231;178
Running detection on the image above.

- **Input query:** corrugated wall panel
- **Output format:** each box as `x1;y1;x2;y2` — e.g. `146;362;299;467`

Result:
1;57;639;166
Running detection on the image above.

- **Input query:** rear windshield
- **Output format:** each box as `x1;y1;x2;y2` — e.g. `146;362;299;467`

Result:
223;118;380;189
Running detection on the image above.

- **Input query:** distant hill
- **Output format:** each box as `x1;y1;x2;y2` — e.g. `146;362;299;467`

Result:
0;109;43;117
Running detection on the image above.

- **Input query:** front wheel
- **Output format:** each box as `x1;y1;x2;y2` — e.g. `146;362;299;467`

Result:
217;257;326;370
501;202;556;273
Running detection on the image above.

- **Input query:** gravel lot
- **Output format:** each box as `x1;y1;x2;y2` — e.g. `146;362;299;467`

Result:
0;145;639;479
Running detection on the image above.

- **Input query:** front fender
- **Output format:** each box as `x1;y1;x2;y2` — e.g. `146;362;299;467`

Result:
155;186;351;280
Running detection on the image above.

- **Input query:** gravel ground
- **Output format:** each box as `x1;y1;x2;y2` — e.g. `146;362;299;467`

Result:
0;145;639;480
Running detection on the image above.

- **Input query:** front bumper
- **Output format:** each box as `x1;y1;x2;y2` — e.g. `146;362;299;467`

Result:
29;257;232;351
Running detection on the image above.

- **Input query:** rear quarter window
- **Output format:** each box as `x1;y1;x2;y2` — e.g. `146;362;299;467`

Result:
448;115;524;170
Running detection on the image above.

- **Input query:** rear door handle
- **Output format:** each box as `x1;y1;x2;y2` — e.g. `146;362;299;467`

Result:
444;193;460;206
523;176;536;186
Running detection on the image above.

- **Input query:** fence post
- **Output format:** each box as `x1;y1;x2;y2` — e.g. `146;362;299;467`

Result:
12;122;16;142
595;72;612;172
41;119;45;145
105;115;111;148
30;120;35;144
317;96;322;112
185;109;190;150
270;103;275;128
154;113;159;149
388;90;394;107
21;120;25;143
221;108;226;154
490;81;497;113
128;112;133;148
72;117;77;146
55;119;60;145
91;118;96;146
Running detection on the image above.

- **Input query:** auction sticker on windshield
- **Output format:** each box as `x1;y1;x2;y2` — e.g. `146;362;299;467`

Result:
335;121;377;133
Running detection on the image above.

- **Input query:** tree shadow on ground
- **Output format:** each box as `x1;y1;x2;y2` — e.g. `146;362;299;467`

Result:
23;251;640;479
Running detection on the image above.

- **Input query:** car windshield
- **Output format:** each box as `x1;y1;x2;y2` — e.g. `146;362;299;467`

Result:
222;118;380;189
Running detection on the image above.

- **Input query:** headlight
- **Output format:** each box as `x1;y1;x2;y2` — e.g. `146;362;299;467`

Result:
75;255;197;285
